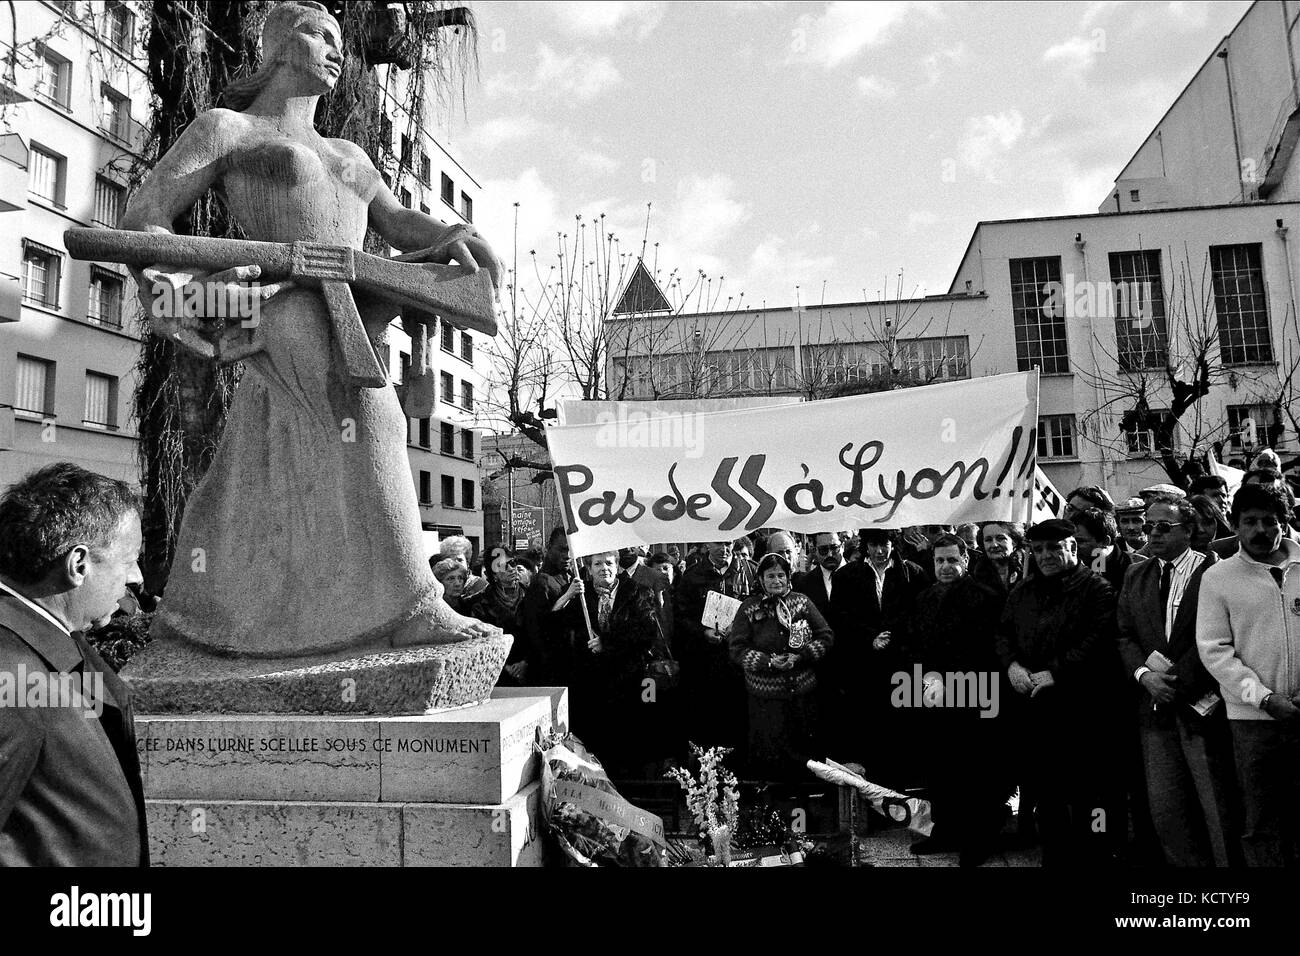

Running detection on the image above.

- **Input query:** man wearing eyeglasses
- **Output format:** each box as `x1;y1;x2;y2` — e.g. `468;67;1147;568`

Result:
1198;483;1300;866
1117;498;1240;867
794;532;844;622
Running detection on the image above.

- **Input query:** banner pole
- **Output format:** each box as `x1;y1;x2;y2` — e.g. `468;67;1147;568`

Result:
556;485;597;644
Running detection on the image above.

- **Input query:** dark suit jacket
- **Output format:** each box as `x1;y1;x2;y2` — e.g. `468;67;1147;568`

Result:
794;564;838;622
0;592;148;866
1115;550;1220;722
1094;546;1146;593
628;562;673;648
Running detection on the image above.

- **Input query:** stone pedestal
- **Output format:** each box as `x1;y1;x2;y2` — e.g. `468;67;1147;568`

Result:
138;687;569;867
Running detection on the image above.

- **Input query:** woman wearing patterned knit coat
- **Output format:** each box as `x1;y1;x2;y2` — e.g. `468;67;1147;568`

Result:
729;553;834;778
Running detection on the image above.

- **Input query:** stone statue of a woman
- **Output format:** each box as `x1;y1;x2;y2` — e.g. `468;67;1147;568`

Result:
121;0;504;660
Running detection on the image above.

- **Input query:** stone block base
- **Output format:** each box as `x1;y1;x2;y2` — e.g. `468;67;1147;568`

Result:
137;695;554;805
124;634;511;715
147;781;544;867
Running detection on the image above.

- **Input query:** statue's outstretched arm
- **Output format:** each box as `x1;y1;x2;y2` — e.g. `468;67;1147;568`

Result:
119;111;286;362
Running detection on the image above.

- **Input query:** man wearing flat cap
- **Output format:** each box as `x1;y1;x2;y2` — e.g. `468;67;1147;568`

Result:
995;518;1124;866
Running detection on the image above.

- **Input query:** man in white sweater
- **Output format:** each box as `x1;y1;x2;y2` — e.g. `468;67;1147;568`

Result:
1197;483;1300;866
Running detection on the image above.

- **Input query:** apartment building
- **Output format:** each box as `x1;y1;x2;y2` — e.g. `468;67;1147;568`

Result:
0;2;490;558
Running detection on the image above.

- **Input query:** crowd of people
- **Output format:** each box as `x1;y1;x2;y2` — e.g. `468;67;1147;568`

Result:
4;457;1299;870
449;465;1300;869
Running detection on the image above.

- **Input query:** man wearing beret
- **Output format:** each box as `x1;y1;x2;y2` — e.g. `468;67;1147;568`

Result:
995;518;1124;866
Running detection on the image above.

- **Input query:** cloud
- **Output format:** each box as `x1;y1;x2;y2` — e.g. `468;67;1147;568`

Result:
745;234;837;303
535;44;622;100
957;109;1025;181
574;149;620;175
459;116;547;152
1080;0;1127;27
921;42;966;87
789;1;940;69
478;168;562;270
906;210;940;232
484;45;622;102
1043;34;1104;77
855;75;898;99
550;1;663;38
1163;1;1210;30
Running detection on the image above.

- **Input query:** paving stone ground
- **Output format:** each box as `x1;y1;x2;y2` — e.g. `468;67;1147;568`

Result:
857;819;1043;867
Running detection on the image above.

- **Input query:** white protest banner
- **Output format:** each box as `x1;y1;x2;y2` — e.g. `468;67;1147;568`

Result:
547;371;1040;556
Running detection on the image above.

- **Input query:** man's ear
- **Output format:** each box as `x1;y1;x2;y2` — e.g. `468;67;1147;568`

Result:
60;544;92;587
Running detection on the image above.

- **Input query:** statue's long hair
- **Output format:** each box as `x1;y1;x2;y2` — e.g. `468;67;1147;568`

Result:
220;1;335;111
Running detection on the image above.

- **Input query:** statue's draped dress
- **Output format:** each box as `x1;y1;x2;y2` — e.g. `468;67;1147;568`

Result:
153;137;440;656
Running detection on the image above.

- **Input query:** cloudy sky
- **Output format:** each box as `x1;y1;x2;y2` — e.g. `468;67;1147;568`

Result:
435;0;1251;310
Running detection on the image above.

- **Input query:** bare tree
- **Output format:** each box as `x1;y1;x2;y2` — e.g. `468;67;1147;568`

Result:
1076;247;1263;485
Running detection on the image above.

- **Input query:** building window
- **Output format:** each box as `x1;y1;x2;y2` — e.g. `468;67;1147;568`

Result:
101;85;131;141
87;266;124;326
28;145;65;206
93;176;125;227
1037;414;1077;460
461;478;475;509
461;380;473;410
417;417;431;449
441;172;454;206
419;154;431;187
83;371;116;429
1129;189;1140;203
105;1;135;55
1108;249;1167;370
418;470;432;505
441;321;455;353
36;46;71;108
22;239;63;309
1210;244;1272;364
14;355;53;415
440;421;455;454
1227;403;1282;452
441;474;455;507
460;332;472;363
440;371;454;403
1010;257;1069;374
1124;409;1173;457
460;191;473;222
461;429;473;459
399;187;411;209
398;350;410;384
400;134;412;168
419;202;430;215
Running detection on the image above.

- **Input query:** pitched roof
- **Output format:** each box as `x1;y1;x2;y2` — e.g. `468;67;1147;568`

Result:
613;258;672;314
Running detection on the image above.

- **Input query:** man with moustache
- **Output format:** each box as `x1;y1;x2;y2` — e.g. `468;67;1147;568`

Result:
794;531;845;621
1197;484;1300;865
995;518;1122;866
1117;498;1239;867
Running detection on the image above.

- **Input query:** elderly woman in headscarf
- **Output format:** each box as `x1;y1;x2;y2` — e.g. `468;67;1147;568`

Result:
728;552;833;778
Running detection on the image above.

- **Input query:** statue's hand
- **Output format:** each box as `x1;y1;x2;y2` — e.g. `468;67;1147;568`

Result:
138;263;293;362
403;224;504;295
396;322;436;418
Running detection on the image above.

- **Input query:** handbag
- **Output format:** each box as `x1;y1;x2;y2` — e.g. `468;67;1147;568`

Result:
642;618;681;690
